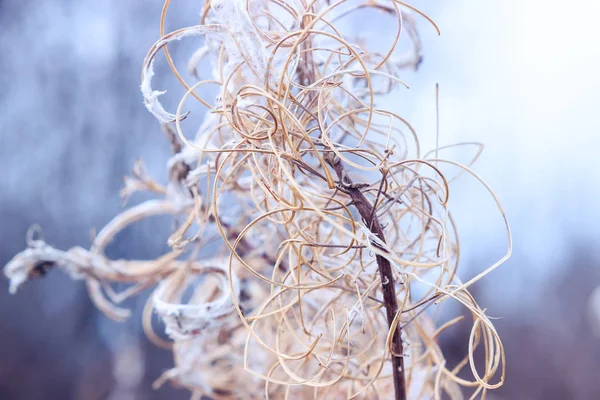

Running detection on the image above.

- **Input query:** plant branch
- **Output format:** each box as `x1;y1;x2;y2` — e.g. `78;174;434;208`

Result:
327;154;406;400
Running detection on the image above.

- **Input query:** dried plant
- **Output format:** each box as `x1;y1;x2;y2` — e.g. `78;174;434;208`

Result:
4;0;511;399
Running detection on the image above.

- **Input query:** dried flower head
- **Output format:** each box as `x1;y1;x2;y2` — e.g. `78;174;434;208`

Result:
5;0;511;399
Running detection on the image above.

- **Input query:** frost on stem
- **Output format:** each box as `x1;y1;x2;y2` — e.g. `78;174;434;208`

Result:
5;0;511;399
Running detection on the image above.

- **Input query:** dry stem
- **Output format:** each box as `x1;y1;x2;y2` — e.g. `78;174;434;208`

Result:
328;153;406;399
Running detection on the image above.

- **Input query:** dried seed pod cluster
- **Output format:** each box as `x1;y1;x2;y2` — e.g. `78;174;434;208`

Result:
5;0;511;398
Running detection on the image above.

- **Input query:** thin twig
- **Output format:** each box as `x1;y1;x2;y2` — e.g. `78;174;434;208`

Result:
327;154;406;400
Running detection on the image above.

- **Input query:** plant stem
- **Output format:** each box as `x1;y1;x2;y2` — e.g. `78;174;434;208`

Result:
328;156;406;400
297;16;405;395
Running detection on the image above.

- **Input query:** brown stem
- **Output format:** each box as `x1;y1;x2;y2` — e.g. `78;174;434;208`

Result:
328;156;406;400
295;17;405;395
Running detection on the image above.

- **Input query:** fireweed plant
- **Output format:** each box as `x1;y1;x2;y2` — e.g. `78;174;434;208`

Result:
5;0;511;399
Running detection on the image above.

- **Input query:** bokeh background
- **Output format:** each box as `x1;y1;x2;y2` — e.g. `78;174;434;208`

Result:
1;0;599;399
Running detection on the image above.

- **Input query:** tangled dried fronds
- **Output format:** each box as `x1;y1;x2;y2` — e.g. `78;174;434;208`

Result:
5;0;512;399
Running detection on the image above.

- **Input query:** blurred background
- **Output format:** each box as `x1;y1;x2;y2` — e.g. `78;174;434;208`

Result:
1;0;599;399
